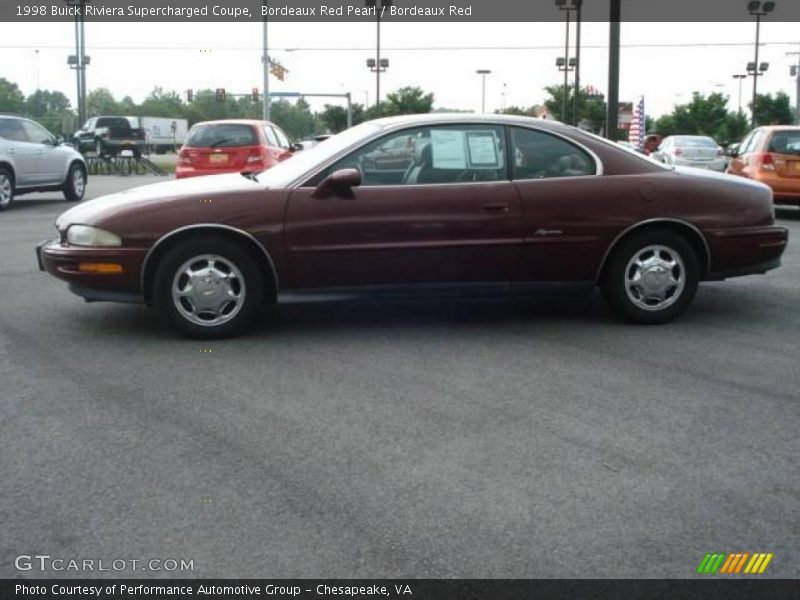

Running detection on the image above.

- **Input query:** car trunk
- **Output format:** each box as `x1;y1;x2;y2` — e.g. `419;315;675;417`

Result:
182;123;262;171
772;153;800;178
184;146;259;170
677;145;718;162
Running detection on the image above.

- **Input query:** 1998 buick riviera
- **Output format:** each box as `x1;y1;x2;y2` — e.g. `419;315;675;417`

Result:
37;114;788;338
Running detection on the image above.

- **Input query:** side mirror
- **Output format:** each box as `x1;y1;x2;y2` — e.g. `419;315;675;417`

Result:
311;168;361;199
55;136;64;145
290;142;304;152
728;144;740;158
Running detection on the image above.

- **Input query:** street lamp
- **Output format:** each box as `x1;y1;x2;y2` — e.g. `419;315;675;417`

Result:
732;73;748;114
476;70;491;113
555;0;581;124
555;57;577;122
747;0;775;127
365;0;392;115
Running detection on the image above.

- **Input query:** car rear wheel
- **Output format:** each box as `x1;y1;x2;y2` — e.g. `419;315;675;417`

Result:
154;236;264;338
0;167;13;211
63;163;86;202
600;229;699;324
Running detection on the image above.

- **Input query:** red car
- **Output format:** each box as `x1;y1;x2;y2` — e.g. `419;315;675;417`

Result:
38;114;788;338
175;119;294;179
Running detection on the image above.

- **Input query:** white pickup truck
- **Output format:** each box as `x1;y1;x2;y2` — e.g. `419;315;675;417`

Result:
126;116;189;154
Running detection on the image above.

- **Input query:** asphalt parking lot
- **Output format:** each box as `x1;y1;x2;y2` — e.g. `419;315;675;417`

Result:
1;175;798;578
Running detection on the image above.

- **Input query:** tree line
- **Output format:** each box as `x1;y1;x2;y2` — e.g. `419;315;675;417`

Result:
0;76;795;145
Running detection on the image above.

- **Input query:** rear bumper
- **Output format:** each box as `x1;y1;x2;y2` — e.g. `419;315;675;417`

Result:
37;239;146;302
705;225;789;280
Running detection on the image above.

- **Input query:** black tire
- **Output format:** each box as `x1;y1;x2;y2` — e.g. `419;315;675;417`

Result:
0;166;14;212
600;229;700;324
153;236;265;339
63;162;86;202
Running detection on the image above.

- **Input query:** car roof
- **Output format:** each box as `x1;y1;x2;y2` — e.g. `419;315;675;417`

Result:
191;119;274;127
757;125;800;132
368;112;575;133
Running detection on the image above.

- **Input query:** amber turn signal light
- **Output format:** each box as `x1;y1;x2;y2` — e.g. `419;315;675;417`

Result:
78;263;123;274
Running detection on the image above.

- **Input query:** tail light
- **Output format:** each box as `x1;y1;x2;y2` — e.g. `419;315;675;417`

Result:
246;148;266;165
755;152;775;171
177;150;191;167
673;148;682;157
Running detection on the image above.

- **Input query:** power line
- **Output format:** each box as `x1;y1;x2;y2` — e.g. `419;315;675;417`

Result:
1;41;800;52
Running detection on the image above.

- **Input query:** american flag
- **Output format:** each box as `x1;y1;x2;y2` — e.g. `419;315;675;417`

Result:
628;96;645;151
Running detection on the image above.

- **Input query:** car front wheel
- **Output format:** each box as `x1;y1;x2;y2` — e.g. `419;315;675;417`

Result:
600;229;700;324
153;236;265;338
0;167;14;211
63;163;86;202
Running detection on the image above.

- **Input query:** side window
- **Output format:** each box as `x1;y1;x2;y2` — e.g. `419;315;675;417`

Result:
311;125;507;187
271;126;291;149
737;132;753;154
22;121;54;145
510;127;595;180
0;119;29;142
262;126;279;147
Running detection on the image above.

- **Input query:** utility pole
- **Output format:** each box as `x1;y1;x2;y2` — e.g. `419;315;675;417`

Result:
262;0;270;121
606;0;621;140
573;0;582;126
789;51;800;124
476;70;491;113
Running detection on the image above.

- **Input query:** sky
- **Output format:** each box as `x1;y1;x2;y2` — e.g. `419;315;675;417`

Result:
0;20;798;120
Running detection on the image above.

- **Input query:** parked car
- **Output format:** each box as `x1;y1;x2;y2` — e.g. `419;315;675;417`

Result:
726;126;800;206
176;119;295;179
37;114;787;338
73;116;146;158
0;115;87;211
650;135;726;171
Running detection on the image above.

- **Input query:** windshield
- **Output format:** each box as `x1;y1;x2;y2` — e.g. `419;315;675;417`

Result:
768;131;800;155
676;136;717;148
186;123;259;148
255;121;383;187
581;130;674;170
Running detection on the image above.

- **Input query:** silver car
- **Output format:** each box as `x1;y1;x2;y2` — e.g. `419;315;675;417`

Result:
650;135;727;172
0;115;87;211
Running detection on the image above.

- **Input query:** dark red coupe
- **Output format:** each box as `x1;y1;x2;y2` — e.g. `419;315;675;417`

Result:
38;114;788;338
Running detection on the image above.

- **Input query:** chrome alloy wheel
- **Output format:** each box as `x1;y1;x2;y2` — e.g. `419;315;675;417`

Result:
624;245;685;311
171;254;246;327
72;167;85;198
0;173;12;208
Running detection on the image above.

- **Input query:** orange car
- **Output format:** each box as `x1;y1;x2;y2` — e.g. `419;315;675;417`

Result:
727;126;800;205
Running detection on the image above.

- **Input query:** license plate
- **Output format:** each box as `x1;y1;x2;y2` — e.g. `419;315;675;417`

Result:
791;161;800;171
209;154;229;164
120;150;133;157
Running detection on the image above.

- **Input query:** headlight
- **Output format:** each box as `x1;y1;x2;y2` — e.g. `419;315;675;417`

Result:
66;225;122;247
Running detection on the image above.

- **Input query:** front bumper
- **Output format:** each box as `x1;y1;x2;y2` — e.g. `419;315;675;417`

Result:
37;239;146;303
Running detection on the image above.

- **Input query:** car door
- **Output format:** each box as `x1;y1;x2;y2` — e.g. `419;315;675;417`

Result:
0;118;40;186
509;125;604;281
284;123;524;289
21;120;63;185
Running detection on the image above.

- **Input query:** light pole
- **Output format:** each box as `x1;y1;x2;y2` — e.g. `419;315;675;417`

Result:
555;0;574;123
788;51;800;124
747;0;775;127
746;60;770;123
365;0;392;115
501;82;507;112
67;2;89;126
555;57;576;122
606;0;621;140
476;70;491;113
262;0;270;121
732;74;747;114
572;0;583;126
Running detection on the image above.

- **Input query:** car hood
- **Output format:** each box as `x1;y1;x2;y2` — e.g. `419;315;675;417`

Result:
56;172;262;229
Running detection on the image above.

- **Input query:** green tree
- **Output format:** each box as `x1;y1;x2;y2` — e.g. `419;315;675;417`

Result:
319;103;365;133
24;90;73;134
86;88;120;118
268;98;316;140
185;89;243;124
543;84;607;133
751;92;794;126
652;92;744;143
0;78;25;114
374;86;434;117
139;87;184;118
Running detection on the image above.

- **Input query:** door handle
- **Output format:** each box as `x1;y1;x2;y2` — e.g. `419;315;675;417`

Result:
482;202;509;213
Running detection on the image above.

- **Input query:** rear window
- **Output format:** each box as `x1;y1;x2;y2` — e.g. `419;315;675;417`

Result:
186;124;259;148
96;117;131;130
676;137;717;148
767;131;800;155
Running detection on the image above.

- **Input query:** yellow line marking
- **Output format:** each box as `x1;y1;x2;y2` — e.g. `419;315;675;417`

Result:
757;553;773;574
734;553;749;573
